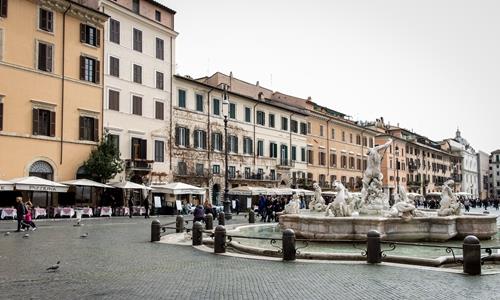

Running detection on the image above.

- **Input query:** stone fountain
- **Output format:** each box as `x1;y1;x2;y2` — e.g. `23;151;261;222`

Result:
280;139;498;242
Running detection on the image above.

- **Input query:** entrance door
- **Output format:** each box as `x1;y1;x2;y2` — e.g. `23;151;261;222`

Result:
212;184;220;205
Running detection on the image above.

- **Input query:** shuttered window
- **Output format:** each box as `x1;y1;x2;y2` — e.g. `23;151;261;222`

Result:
0;0;7;18
155;101;164;120
155;71;164;90
175;127;190;147
154;141;164;162
37;42;53;72
195;94;203;112
79;116;99;142
39;8;53;32
0;101;3;131
228;136;238;153
80;24;100;47
211;132;222;151
243;137;253;154
109;19;120;44
109;56;119;77
32;108;55;137
194;130;207;150
133;64;142;84
108;90;119;111
131;138;147;160
132;96;142;116
178;90;186;108
156;38;164;60
133;28;142;52
79;56;100;83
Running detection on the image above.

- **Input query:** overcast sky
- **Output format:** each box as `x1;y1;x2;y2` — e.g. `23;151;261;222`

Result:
161;0;499;153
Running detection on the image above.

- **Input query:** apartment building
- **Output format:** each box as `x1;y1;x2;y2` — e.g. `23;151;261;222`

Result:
96;0;177;185
489;150;500;199
173;73;309;204
0;0;107;181
477;150;490;200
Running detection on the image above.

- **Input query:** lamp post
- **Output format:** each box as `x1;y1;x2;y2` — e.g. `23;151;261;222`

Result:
222;84;232;220
395;148;400;194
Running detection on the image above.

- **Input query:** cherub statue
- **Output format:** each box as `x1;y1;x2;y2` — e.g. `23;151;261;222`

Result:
438;179;462;216
384;185;426;219
325;181;352;217
285;193;301;214
309;183;326;212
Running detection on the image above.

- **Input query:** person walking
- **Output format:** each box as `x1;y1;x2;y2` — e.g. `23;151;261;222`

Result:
15;197;26;232
128;196;134;219
193;203;205;223
21;202;37;231
258;194;266;222
464;199;470;212
143;197;150;219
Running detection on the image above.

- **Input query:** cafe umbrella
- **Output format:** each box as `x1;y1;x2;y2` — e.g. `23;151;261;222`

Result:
9;176;69;207
61;179;114;207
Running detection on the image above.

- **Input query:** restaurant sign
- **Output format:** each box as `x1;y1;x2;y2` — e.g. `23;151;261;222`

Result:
15;185;68;193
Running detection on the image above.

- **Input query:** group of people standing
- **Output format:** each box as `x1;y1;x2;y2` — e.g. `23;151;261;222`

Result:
15;197;37;232
257;194;303;222
127;196;150;219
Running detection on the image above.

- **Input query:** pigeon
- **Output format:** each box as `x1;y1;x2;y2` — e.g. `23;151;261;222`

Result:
80;233;88;238
4;232;10;236
73;220;83;227
23;233;30;238
46;261;60;271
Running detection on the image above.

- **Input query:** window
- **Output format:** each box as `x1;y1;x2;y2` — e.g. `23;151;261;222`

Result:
342;131;345;142
32;108;55;137
300;122;307;135
269;114;275;128
108;90;120;111
80;24;100;47
229;103;236;119
178;90;186;108
356;135;361;145
133;64;142;84
331;128;335;139
131;138;147;160
109;56;119;77
212;165;220;175
257;140;264;156
291;120;298;133
155;10;161;22
177;161;187;175
133;28;142;52
245;167;251;179
228;166;236;179
175;127;190;147
155;101;164;120
320;125;324;137
80;56;100;83
108;134;119;151
243;137;253;154
132;0;139;13
270;170;276;180
80;116;99;142
270;142;278;158
369;138;374;148
349;157;355;169
341;155;347;168
156;72;164;89
301;148;306;162
194;130;207;149
281;117;288;131
330;153;337;167
213;98;220;115
350;133;353;143
211;132;222;151
228;135;238;153
291;146;297;161
357;158;362;170
109;19;120;44
196;94;203;112
39;8;53;32
307;150;314;164
245;107;251;122
132;96;142;115
37;42;53;72
307;122;311;134
0;100;3;131
156;38;164;60
196;164;204;176
256;111;265;125
0;0;7;18
319;152;326;166
363;137;368;147
154;141;164;162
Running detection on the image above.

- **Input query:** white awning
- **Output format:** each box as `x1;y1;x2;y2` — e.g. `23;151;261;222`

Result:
0;179;14;191
110;181;152;190
10;176;69;193
152;182;205;195
228;186;268;196
61;179;113;189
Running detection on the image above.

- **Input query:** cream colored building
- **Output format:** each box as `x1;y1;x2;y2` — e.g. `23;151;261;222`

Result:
0;0;107;185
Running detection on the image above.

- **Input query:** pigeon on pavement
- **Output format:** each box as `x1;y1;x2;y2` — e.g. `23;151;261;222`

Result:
4;232;10;236
46;261;60;271
23;233;29;238
80;233;88;238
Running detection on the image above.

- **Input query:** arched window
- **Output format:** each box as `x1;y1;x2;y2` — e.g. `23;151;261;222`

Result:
29;160;53;180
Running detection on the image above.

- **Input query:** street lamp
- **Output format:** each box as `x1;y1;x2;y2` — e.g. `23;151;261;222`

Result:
395;148;400;194
222;84;232;220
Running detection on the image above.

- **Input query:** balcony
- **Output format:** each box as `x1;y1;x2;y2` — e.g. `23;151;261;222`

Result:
125;159;153;171
173;167;209;178
277;159;295;169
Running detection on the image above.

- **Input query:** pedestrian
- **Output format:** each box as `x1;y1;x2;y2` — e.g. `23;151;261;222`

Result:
494;199;499;211
193;203;205;223
266;197;274;222
258;194;266;222
21;202;37;231
15;197;26;232
235;198;240;215
464;199;470;212
128;196;134;218
143;197;150;219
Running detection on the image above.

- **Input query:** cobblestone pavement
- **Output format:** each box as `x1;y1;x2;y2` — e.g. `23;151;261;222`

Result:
0;215;499;300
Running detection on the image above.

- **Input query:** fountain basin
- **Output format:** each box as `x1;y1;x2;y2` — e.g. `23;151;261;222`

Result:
279;213;498;242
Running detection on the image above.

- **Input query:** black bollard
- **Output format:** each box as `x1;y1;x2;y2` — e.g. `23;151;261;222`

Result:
214;225;226;254
192;221;203;246
151;219;161;242
248;210;255;224
205;213;214;230
176;215;185;233
366;230;382;264
218;212;225;226
463;235;481;275
282;229;296;261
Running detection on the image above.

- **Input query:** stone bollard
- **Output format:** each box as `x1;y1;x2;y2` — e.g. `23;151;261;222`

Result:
248;210;255;224
192;221;203;246
282;229;296;261
176;215;185;233
463;235;481;275
151;220;161;242
214;225;226;254
366;230;382;264
205;213;214;230
218;212;225;226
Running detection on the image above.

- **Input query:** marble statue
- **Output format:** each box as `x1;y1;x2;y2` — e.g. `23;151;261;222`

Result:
285;193;301;215
438;179;462;216
309;183;326;212
325;181;352;217
359;139;392;215
384;185;426;219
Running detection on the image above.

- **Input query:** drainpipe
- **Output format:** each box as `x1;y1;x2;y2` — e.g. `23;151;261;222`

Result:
327;118;330;184
289;112;295;186
252;102;259;171
169;36;173;171
60;4;71;165
207;89;212;195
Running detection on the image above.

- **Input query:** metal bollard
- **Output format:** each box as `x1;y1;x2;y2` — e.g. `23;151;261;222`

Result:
176;215;185;233
192;221;203;246
205;213;214;230
151;219;161;242
218;212;225;226
463;235;481;275
214;225;226;254
366;230;382;264
282;229;296;261
248;210;255;224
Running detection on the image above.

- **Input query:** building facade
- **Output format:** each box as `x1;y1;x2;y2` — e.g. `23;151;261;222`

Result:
489;150;500;199
477;150;490;200
98;0;176;185
0;0;107;181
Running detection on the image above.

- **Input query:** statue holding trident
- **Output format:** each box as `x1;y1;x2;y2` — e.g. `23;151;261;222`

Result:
359;138;392;215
